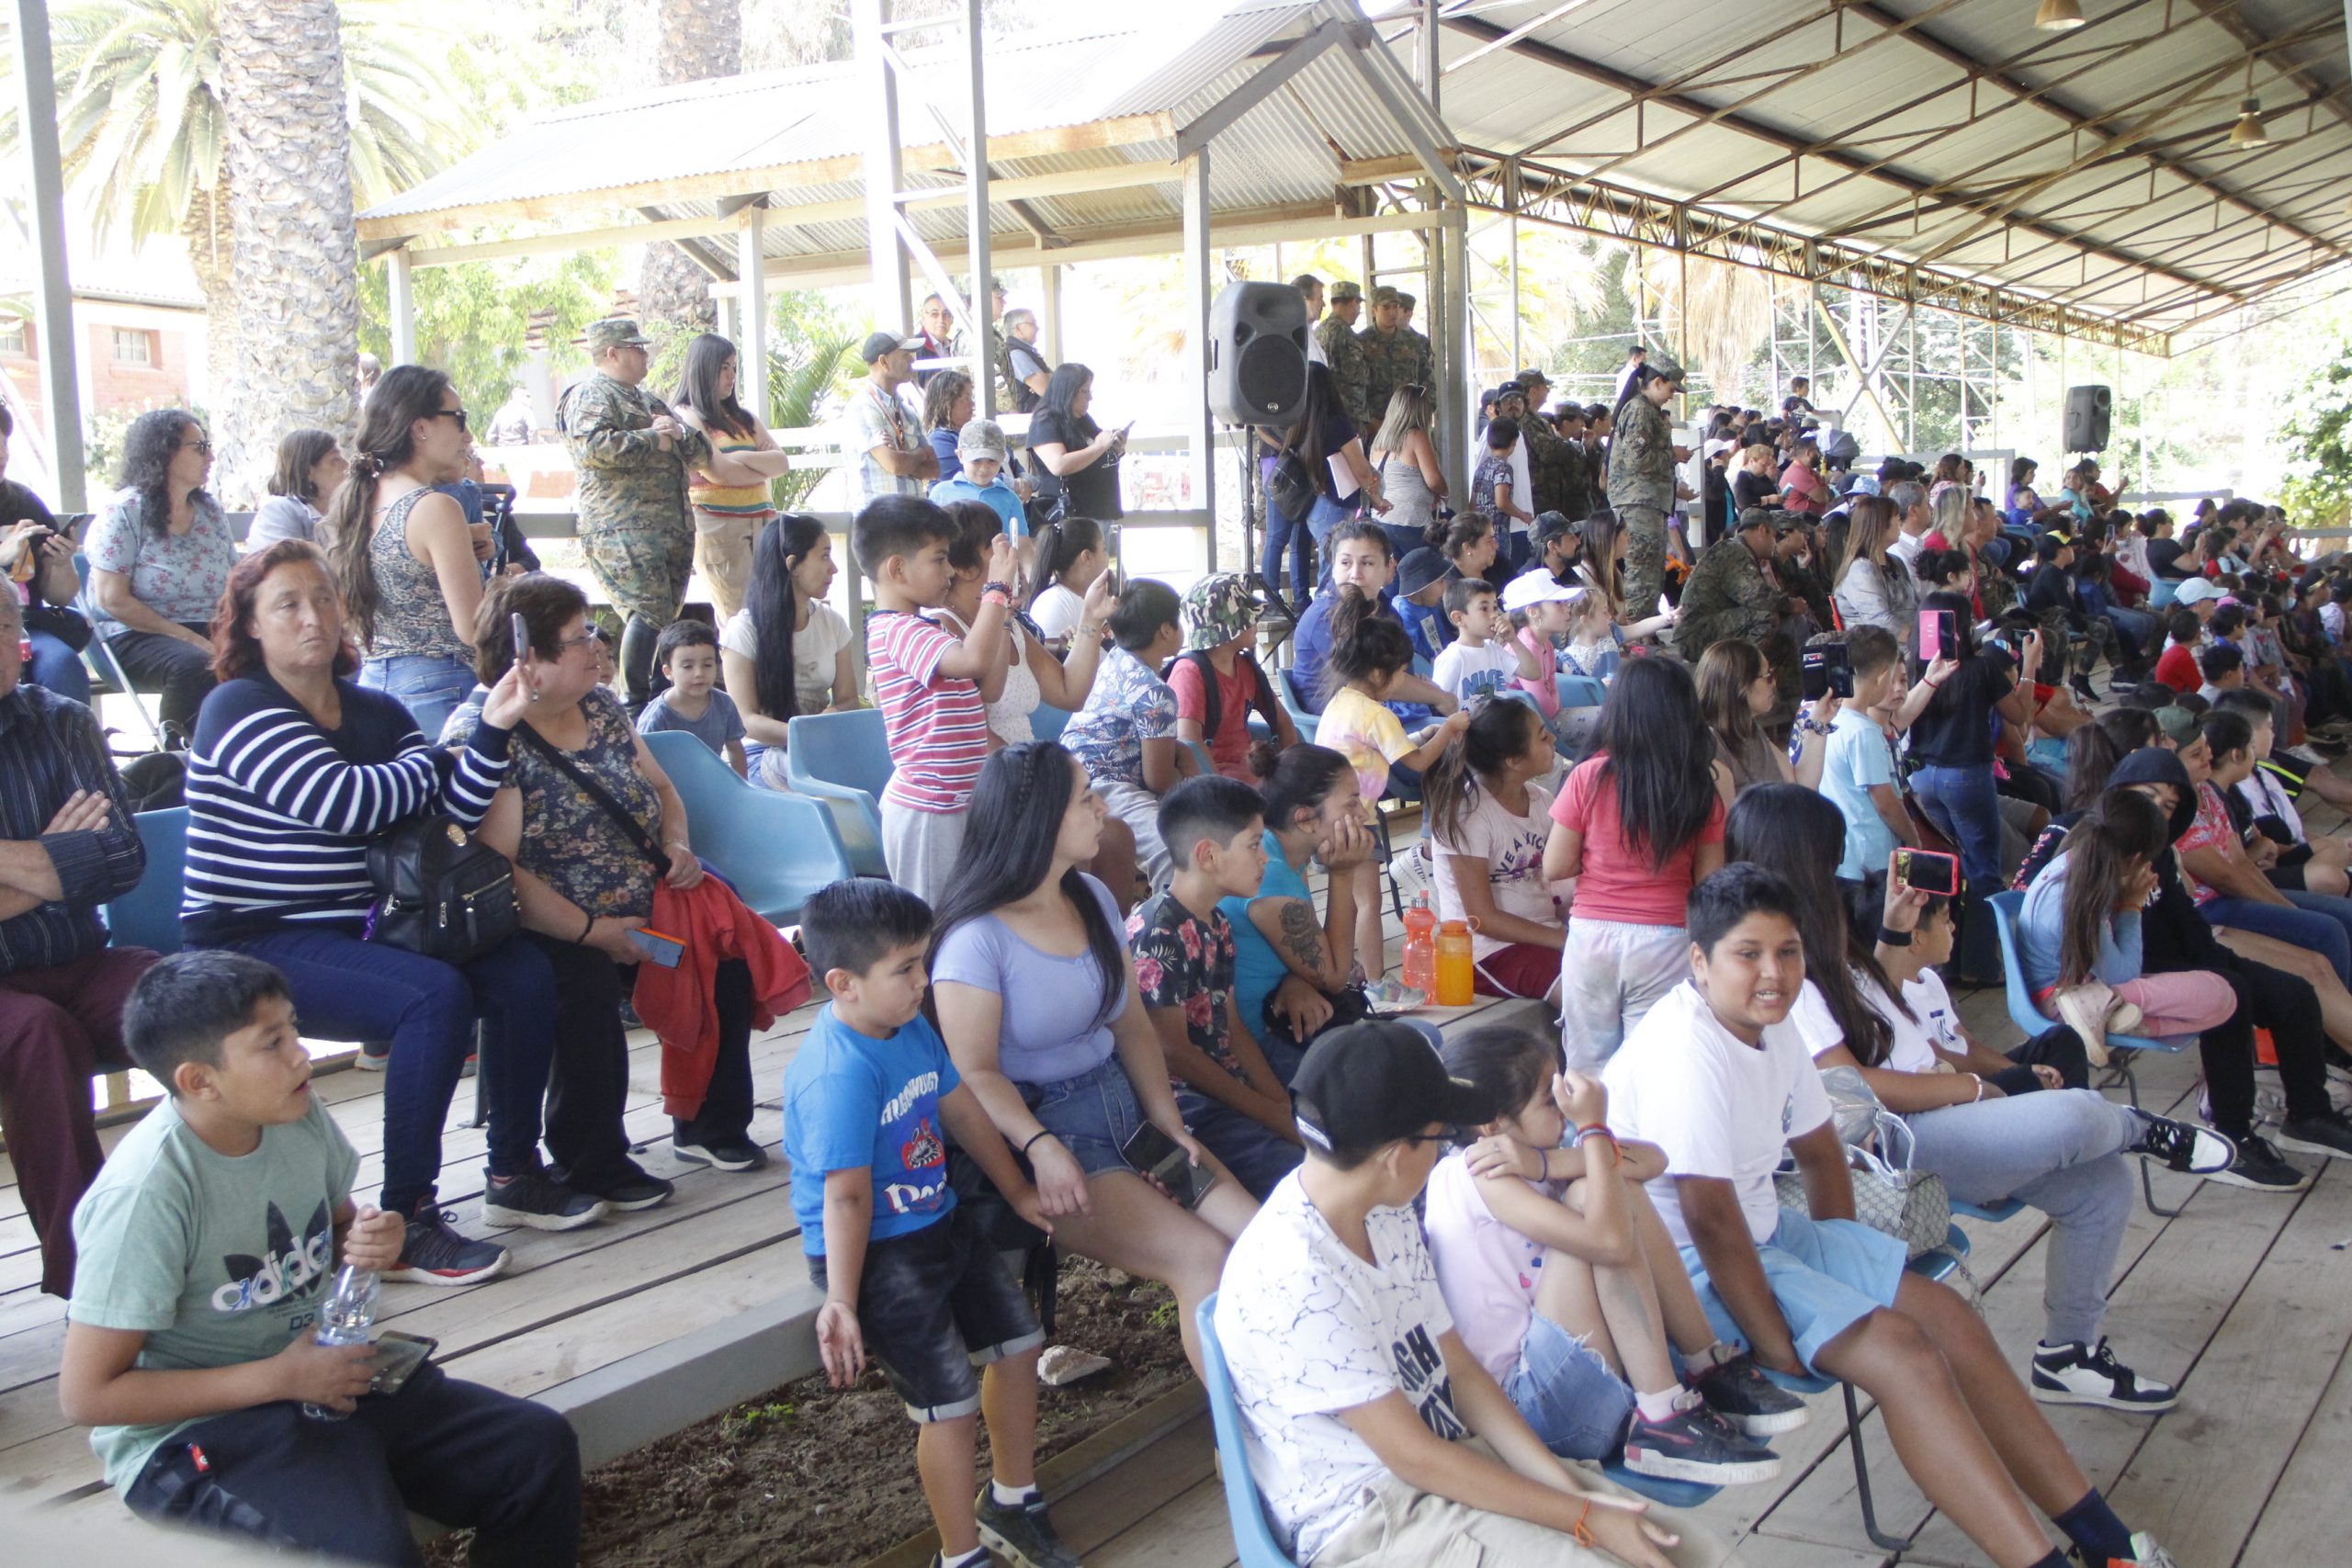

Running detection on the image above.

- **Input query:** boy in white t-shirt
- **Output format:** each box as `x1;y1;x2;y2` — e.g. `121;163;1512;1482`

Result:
1602;864;2185;1568
1213;1022;1689;1568
1431;578;1545;709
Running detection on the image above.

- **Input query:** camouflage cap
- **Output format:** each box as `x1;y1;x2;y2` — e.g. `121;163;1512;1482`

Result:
1735;505;1781;536
1329;279;1363;302
1182;572;1261;651
586;317;650;353
1371;285;1402;306
1395;291;1417;310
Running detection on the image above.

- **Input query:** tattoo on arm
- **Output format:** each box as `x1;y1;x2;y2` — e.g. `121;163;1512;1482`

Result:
1277;899;1328;976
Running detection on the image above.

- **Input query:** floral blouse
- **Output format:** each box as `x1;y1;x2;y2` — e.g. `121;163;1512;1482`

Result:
455;686;665;920
83;491;236;635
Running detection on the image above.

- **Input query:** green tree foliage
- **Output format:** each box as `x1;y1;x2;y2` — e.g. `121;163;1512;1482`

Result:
2281;346;2352;525
357;252;617;428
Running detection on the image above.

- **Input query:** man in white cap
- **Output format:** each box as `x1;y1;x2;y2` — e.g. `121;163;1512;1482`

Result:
847;332;937;508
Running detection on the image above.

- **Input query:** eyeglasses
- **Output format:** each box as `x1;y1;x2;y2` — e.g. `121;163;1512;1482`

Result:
179;438;213;457
1399;1124;1472;1148
558;626;609;652
429;409;471;433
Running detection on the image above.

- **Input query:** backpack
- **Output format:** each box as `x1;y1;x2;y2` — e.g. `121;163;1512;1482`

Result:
1160;649;1282;744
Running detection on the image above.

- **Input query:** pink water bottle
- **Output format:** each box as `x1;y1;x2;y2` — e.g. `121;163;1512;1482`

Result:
1400;896;1437;995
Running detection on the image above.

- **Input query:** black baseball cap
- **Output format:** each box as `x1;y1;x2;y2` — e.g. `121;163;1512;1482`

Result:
1292;1021;1503;1164
1530;510;1575;546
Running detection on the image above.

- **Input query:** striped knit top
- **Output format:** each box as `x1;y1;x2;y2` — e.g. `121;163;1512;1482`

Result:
180;674;513;945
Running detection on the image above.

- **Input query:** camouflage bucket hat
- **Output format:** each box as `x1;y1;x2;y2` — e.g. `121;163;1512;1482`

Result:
1182;573;1260;651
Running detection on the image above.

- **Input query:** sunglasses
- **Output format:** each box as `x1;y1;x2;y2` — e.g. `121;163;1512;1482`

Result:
428;409;471;433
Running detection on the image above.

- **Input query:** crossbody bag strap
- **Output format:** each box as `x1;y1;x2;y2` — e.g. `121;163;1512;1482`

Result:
514;723;672;874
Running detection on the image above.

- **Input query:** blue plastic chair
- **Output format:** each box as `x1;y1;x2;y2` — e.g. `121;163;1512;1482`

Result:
103;807;187;956
1760;1222;1972;1553
1601;1463;1721;1510
1275;667;1319;743
643;731;854;926
1988;890;2185;1216
1030;703;1072;743
2148;578;2180;609
782;709;891;877
1197;1293;1303;1568
1555;673;1607;709
1952;1195;2028;1224
70;553;165;749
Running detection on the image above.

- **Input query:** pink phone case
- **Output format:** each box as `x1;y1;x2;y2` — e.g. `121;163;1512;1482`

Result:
1918;611;1944;662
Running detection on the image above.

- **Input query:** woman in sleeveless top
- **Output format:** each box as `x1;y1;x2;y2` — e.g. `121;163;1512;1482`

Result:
675;333;790;624
1368;383;1448;563
328;366;488;742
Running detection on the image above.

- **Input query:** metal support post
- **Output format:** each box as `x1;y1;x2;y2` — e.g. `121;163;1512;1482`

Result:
853;0;911;333
963;0;993;416
387;248;417;365
12;0;85;508
1041;265;1065;363
738;206;769;423
1441;207;1472;498
1180;152;1216;559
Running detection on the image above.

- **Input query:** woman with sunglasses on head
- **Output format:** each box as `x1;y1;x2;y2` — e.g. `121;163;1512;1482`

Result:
82;407;235;739
328;366;490;742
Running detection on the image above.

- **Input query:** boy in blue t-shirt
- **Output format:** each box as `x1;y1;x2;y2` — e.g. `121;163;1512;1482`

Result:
782;880;1074;1568
60;953;581;1563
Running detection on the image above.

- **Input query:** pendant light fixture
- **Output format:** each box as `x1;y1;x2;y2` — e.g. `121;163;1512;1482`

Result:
2034;0;2086;29
2230;97;2269;148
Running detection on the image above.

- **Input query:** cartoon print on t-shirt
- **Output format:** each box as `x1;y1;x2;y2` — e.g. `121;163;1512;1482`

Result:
875;1069;953;1219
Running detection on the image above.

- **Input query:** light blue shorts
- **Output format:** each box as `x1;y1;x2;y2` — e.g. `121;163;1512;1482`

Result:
1501;1311;1636;1461
1679;1209;1907;1374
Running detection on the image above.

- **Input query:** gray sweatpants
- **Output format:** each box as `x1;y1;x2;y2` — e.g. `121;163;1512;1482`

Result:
880;798;968;909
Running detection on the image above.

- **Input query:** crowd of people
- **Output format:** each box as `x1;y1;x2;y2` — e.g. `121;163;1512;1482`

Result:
7;281;2348;1568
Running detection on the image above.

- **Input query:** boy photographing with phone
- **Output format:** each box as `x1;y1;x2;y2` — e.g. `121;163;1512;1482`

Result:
59;953;582;1564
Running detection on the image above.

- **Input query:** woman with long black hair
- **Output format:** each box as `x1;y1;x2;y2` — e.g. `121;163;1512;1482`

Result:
1730;783;2233;1412
930;744;1255;1378
1900;590;2044;893
1544;657;1728;1068
82;407;234;736
327;366;487;743
1260;361;1386;604
718;514;855;789
673;333;789;625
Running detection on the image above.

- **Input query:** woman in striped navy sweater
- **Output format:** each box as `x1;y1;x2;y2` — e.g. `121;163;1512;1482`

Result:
182;541;606;1285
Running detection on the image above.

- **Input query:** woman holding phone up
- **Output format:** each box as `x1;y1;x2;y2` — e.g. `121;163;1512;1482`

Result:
457;573;768;1200
1901;590;2043;894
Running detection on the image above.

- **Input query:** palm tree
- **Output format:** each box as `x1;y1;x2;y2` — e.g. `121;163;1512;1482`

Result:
639;0;741;333
8;0;469;402
214;0;359;502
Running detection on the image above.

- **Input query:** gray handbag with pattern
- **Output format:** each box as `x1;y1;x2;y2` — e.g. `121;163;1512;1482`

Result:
1774;1071;1952;1259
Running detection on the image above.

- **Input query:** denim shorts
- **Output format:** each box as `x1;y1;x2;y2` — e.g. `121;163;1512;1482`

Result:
1679;1208;1907;1374
1021;1055;1147;1176
1501;1312;1636;1461
805;1207;1042;1423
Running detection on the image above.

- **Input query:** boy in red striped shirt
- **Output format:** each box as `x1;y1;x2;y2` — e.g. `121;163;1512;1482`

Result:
855;497;1015;903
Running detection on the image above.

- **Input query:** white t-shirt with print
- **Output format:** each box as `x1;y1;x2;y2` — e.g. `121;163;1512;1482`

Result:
1213;1173;1466;1564
1789;969;1937;1075
1603;978;1835;1248
1900;967;1968;1066
1430;640;1520;708
1428;778;1561;960
719;601;852;718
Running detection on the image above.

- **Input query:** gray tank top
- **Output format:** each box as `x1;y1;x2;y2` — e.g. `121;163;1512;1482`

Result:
1379;453;1438;533
363;487;473;663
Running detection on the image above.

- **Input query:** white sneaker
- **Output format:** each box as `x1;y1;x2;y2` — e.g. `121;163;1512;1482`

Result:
2052;981;2117;1066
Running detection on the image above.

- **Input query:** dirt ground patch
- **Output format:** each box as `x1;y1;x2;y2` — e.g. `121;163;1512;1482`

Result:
427;1259;1191;1568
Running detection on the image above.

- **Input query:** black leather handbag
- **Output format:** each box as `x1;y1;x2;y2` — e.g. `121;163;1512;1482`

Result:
365;817;520;965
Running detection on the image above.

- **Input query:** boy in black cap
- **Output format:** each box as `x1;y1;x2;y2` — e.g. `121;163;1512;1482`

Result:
1212;1022;1686;1568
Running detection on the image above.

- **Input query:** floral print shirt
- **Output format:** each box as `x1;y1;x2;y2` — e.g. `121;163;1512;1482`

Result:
1061;644;1177;787
1126;892;1242;1095
83;491;237;635
452;686;665;920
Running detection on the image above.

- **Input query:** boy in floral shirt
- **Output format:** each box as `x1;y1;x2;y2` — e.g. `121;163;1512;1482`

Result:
1061;579;1194;890
1125;777;1303;1199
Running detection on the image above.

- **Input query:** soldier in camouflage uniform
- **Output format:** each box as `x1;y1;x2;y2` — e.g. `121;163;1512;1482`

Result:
1678;508;1805;728
1317;280;1371;425
1608;355;1685;631
560;317;713;710
1513;368;1579;521
1396;291;1434;369
1356;287;1434;434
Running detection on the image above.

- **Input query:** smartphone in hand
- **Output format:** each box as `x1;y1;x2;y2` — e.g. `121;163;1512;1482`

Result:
627;927;686;968
510;612;531;667
1120;1123;1215;1210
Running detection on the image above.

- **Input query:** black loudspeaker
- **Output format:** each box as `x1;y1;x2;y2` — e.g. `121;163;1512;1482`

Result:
2064;384;2111;452
1206;281;1309;426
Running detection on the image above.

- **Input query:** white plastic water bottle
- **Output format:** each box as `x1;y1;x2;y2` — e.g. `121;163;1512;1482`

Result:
301;1263;379;1421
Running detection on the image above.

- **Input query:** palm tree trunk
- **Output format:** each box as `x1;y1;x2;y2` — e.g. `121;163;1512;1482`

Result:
639;0;742;336
180;181;241;413
216;0;360;504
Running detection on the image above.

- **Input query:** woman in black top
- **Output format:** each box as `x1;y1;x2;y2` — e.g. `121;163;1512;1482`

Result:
1894;590;2043;893
1027;363;1125;522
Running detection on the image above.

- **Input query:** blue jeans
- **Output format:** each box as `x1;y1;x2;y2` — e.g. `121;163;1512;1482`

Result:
24;629;91;705
220;926;558;1215
359;653;477;745
1305;493;1356;592
2099;605;2156;662
1909;761;2004;890
2201;892;2352;987
1176;1089;1304;1201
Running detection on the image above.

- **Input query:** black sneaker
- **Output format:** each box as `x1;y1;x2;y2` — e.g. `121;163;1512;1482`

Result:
2030;1337;2178;1413
1622;1404;1782;1485
481;1169;610;1231
673;1136;771;1173
553;1163;675;1213
975;1485;1082;1568
2276;1109;2352;1160
2129;1112;2236;1176
2205;1131;2312;1192
387;1206;509;1285
1688;1349;1810;1438
2070;671;2099;705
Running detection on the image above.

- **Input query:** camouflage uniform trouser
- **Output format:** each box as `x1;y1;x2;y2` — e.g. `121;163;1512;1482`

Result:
580;517;695;629
2032;605;2116;682
1620;505;1669;627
